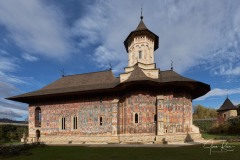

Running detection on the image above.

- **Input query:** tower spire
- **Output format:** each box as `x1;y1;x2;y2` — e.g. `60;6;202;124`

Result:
140;4;143;20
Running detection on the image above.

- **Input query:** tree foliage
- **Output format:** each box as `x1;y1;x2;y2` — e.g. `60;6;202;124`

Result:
0;125;28;143
193;105;217;119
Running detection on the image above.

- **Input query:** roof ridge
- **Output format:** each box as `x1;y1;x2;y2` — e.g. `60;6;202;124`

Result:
63;69;114;77
126;65;151;81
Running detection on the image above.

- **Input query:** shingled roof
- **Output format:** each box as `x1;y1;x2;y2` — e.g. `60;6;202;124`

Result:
42;70;117;90
135;20;147;31
217;97;238;112
7;65;210;103
124;65;156;83
7;70;119;101
160;70;196;82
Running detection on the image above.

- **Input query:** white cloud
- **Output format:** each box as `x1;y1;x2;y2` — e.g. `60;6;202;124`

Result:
0;106;27;120
0;82;20;97
22;53;38;62
0;0;238;75
0;81;28;119
72;0;240;75
0;98;27;111
195;88;240;101
0;56;18;72
0;55;27;84
0;49;9;55
213;64;240;76
0;71;27;84
0;0;73;59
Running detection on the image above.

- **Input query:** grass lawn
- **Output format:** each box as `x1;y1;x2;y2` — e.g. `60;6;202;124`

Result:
202;133;240;140
2;143;240;160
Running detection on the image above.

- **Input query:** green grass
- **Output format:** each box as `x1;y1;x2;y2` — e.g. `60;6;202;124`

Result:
202;133;240;140
2;143;240;160
0;141;22;145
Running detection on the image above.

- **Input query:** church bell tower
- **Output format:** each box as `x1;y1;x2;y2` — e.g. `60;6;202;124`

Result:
120;15;160;83
124;16;159;67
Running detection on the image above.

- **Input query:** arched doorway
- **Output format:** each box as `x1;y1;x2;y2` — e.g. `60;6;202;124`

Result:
36;130;40;142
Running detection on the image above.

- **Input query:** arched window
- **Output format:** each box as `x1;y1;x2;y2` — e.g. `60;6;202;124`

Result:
73;116;77;130
135;113;138;123
35;107;41;127
99;117;103;126
62;117;66;130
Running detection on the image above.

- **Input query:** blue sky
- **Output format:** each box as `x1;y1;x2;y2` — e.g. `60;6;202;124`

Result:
0;0;240;120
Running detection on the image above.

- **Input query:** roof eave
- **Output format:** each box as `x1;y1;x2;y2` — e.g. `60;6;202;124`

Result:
124;29;159;52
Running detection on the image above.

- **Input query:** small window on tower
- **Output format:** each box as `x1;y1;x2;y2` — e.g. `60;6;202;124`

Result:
99;117;103;126
139;51;142;59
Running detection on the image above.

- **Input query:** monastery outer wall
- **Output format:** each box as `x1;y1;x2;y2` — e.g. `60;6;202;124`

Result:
217;110;238;123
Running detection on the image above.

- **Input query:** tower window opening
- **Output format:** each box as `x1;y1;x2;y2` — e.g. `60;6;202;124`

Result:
139;51;142;59
99;117;103;126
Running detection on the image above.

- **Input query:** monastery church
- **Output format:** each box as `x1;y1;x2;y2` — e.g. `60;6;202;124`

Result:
8;16;210;144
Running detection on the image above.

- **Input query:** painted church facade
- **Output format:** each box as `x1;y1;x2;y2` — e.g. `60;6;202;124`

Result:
8;17;210;144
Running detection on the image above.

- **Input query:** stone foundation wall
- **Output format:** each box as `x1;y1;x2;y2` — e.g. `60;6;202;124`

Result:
29;133;202;144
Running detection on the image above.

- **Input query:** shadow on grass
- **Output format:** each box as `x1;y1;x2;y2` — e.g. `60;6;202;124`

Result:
0;143;45;158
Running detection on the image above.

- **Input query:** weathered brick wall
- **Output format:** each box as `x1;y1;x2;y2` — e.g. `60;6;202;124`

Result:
118;92;156;134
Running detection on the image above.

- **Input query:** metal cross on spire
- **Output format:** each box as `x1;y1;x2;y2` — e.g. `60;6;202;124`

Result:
60;68;65;77
109;61;112;70
140;3;143;20
171;60;173;70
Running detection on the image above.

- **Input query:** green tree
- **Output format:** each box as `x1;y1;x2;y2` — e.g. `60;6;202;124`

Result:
193;105;217;119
